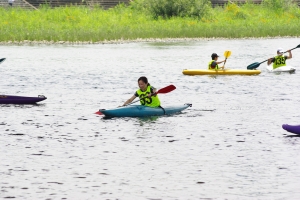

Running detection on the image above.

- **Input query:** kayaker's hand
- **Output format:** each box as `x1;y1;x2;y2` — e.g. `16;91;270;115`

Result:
267;58;273;65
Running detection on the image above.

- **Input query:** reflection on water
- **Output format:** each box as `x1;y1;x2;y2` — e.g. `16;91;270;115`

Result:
138;116;160;123
1;38;300;199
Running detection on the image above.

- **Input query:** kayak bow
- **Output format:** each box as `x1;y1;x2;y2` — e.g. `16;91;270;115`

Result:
282;124;300;135
0;58;6;64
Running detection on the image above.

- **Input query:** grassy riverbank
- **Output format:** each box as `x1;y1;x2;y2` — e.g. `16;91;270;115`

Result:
0;1;300;42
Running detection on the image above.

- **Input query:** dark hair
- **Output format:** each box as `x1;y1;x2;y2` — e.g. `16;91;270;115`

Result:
138;76;150;86
211;53;219;59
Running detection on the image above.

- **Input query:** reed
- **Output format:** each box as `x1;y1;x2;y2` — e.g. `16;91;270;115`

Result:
0;1;299;42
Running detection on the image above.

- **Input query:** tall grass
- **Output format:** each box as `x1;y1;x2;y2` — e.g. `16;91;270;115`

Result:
0;0;299;42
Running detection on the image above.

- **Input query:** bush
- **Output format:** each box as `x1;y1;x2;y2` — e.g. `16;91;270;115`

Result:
262;0;296;10
130;0;212;19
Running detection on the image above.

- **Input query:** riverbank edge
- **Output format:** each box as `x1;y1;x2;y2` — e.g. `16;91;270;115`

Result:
0;36;299;45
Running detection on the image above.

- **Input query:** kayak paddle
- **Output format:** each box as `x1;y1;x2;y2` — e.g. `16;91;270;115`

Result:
247;44;300;70
0;58;6;64
94;84;176;115
222;50;231;69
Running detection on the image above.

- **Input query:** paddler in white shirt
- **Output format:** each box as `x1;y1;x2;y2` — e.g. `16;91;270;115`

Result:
267;48;292;69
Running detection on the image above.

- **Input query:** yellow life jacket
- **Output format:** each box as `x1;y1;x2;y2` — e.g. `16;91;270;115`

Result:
208;60;219;70
273;55;287;69
136;85;160;107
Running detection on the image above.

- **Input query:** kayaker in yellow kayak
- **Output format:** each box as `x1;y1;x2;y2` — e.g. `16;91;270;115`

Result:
121;76;161;107
208;53;226;70
208;53;225;70
267;48;292;69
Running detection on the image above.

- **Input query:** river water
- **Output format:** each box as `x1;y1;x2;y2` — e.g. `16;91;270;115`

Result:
1;37;300;199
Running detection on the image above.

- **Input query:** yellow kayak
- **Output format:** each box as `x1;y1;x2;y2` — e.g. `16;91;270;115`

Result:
182;69;261;76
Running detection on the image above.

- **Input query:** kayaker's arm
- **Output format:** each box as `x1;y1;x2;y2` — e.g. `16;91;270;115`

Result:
210;60;226;70
219;60;226;69
122;95;136;106
216;60;226;64
149;88;157;97
267;58;274;65
286;50;292;59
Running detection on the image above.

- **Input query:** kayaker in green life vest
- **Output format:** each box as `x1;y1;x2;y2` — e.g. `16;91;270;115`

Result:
121;76;161;107
267;48;292;69
208;53;226;70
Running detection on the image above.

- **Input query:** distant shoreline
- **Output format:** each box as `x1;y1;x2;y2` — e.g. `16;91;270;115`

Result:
1;4;299;43
0;36;298;45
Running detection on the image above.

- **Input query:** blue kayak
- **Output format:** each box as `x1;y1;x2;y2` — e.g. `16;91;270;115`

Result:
99;103;192;117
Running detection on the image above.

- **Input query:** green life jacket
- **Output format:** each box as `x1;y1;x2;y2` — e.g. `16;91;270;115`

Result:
136;85;160;107
273;55;287;69
208;60;219;70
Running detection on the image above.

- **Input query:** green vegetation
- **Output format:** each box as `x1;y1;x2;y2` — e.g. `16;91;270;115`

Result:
131;0;212;19
0;0;299;42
